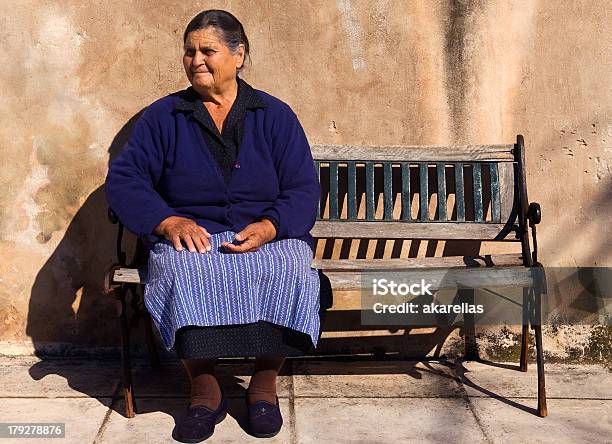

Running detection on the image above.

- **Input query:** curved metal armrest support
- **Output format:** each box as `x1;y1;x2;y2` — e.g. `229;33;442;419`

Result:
527;202;541;263
107;206;127;266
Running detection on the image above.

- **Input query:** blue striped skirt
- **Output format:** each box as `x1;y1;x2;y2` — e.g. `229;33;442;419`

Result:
143;230;321;353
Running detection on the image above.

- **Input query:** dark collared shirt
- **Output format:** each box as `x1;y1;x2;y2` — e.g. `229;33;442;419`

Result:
174;78;280;235
104;77;319;252
175;77;255;185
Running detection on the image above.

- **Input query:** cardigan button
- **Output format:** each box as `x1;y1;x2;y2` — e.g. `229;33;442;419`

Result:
234;162;241;169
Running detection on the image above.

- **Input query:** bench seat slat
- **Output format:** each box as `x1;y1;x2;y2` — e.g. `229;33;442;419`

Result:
324;266;534;292
111;254;525;285
314;253;523;270
113;268;147;284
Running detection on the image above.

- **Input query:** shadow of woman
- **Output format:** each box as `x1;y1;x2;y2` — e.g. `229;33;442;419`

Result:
23;110;191;417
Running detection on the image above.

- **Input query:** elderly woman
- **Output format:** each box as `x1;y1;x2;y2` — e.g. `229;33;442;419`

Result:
104;9;321;442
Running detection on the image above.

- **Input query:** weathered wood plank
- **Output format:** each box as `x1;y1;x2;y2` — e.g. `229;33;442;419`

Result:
313;253;523;270
472;163;484;221
112;268;147;284
383;162;393;220
311;221;517;240
348;161;357;219
401;162;411;221
454;163;465;221
437;162;447;221
365;162;375;220
329;161;339;219
112;254;527;284
498;161;516;223
323;266;535;292
419;163;429;221
490;163;501;223
311;144;515;162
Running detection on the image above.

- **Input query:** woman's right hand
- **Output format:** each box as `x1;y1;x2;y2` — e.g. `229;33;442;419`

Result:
154;216;212;253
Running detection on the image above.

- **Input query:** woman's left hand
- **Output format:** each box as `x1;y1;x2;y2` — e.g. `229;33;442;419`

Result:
221;219;277;253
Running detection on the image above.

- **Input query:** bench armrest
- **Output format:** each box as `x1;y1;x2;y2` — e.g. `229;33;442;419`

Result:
528;202;541;225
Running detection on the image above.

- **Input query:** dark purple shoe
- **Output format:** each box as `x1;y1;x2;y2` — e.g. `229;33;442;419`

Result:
172;387;228;443
246;395;283;438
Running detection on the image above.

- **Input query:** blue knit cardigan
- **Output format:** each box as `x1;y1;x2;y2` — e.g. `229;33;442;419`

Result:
104;80;320;252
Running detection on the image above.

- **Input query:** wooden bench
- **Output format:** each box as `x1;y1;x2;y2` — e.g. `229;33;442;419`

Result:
104;134;546;418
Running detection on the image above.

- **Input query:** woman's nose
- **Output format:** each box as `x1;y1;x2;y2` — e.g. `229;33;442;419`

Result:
193;50;206;66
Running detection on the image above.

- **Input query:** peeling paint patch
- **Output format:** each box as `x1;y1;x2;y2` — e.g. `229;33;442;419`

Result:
449;324;612;367
3;142;50;249
595;158;611;183
336;0;366;70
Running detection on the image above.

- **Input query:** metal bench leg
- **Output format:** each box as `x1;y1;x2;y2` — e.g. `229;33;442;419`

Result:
143;309;160;371
519;325;529;372
533;279;547;417
119;286;136;418
520;288;529;372
534;324;547;417
460;289;479;360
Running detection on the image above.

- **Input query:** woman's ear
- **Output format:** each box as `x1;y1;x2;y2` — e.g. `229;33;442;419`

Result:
235;44;246;69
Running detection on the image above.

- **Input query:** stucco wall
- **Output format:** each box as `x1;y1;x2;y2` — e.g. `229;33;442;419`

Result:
0;1;610;359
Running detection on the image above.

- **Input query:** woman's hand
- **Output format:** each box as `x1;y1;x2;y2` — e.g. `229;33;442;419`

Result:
221;219;276;253
154;216;212;253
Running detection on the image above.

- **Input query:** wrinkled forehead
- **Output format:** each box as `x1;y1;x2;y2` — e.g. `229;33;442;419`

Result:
184;27;225;49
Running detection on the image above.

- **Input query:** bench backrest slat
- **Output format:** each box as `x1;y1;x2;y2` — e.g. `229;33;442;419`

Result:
473;163;483;221
490;162;501;222
401;162;411;220
348;161;357;219
437;162;447;221
498;162;516;223
418;163;428;220
384;162;393;220
311;144;515;162
454;162;466;221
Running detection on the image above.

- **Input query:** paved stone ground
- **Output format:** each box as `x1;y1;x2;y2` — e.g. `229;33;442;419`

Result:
0;356;610;443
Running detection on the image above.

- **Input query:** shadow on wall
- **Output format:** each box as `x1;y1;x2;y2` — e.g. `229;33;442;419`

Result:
25;111;144;356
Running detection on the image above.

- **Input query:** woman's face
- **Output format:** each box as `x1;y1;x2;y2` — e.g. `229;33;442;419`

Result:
183;27;245;94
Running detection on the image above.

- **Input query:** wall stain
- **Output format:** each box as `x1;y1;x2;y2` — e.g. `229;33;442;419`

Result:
443;0;484;143
33;113;105;243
